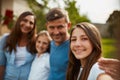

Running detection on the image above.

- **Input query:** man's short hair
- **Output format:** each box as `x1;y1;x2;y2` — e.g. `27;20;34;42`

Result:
46;8;70;23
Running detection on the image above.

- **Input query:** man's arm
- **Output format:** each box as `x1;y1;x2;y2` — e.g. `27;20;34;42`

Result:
98;58;120;80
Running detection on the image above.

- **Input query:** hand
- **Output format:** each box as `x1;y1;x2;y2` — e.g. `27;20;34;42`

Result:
98;58;120;80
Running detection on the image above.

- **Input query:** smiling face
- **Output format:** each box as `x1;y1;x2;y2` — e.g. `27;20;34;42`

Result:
46;18;70;46
36;35;50;54
70;27;93;61
20;15;35;34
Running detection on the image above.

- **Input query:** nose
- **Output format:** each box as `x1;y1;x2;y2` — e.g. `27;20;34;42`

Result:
53;28;59;34
26;22;30;27
74;39;82;47
39;42;43;47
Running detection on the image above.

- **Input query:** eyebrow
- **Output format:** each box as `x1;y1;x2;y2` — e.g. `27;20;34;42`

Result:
71;34;88;37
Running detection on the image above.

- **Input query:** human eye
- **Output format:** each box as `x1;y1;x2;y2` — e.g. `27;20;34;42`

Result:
22;19;27;22
70;37;76;42
43;42;48;45
49;26;55;29
30;21;34;25
81;37;88;41
37;40;41;43
57;25;64;29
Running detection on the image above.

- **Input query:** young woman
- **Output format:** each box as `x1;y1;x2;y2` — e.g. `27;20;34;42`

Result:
0;11;37;80
28;30;52;80
66;22;113;80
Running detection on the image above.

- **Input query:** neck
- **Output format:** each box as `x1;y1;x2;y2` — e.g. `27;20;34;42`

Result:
80;59;86;68
37;53;41;57
18;36;28;47
55;34;70;46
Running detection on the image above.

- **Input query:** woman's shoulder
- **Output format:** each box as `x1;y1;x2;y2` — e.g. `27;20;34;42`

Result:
91;62;104;73
88;62;105;80
97;73;113;80
0;33;9;48
0;33;9;41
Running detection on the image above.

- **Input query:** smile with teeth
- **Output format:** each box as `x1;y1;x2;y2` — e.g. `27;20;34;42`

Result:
74;49;86;54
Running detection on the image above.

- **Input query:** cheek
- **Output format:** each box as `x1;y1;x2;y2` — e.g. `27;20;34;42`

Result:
35;44;39;49
30;25;34;30
70;43;74;51
44;45;49;50
47;29;52;34
60;29;66;33
87;43;93;54
19;22;23;28
20;21;23;25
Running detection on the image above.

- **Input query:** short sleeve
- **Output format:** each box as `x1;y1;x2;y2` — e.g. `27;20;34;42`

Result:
88;62;105;80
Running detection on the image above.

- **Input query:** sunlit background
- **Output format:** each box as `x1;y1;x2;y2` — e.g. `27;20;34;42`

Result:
0;0;120;59
36;0;120;23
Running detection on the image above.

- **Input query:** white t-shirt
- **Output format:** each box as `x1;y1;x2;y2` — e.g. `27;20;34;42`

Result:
28;52;50;80
15;46;26;66
77;62;104;80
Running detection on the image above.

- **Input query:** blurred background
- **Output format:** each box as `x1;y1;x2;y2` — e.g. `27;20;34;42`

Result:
0;0;120;59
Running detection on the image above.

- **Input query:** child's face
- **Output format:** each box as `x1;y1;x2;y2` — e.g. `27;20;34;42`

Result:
36;35;49;54
70;27;93;60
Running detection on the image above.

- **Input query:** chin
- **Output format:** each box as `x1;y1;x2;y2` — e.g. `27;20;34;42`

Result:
75;56;85;60
75;56;81;60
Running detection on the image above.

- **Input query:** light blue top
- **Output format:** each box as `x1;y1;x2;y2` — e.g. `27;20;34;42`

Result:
48;40;69;80
77;62;104;80
0;33;35;80
28;52;50;80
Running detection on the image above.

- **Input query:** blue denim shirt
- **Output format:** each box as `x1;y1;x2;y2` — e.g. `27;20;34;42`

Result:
0;33;35;80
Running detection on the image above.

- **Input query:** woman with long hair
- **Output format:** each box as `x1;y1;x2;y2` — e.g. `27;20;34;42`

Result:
66;22;113;80
0;11;37;80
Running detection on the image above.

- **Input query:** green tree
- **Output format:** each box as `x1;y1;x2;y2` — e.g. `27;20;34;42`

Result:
107;10;120;38
26;0;49;32
26;0;90;32
64;0;90;27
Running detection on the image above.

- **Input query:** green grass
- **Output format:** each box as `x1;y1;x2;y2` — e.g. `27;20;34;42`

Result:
102;38;116;58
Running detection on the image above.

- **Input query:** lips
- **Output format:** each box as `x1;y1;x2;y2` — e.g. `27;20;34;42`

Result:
52;34;61;39
75;50;83;54
23;27;30;31
73;48;86;54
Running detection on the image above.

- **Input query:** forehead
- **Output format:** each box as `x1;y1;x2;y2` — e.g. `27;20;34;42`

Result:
37;35;49;40
24;15;34;19
47;17;66;26
72;28;87;36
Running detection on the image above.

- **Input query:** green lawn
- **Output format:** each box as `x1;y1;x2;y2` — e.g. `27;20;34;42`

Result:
102;38;116;58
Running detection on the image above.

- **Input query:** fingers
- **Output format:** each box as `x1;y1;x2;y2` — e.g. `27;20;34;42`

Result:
106;69;120;80
98;58;120;64
99;65;120;80
98;58;120;80
98;58;120;69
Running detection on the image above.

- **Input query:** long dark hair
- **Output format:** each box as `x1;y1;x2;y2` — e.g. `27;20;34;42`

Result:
66;22;102;80
4;11;37;54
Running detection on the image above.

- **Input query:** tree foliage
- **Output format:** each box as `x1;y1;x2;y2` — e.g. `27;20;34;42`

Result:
64;0;90;27
26;0;48;32
107;10;120;38
26;0;90;32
